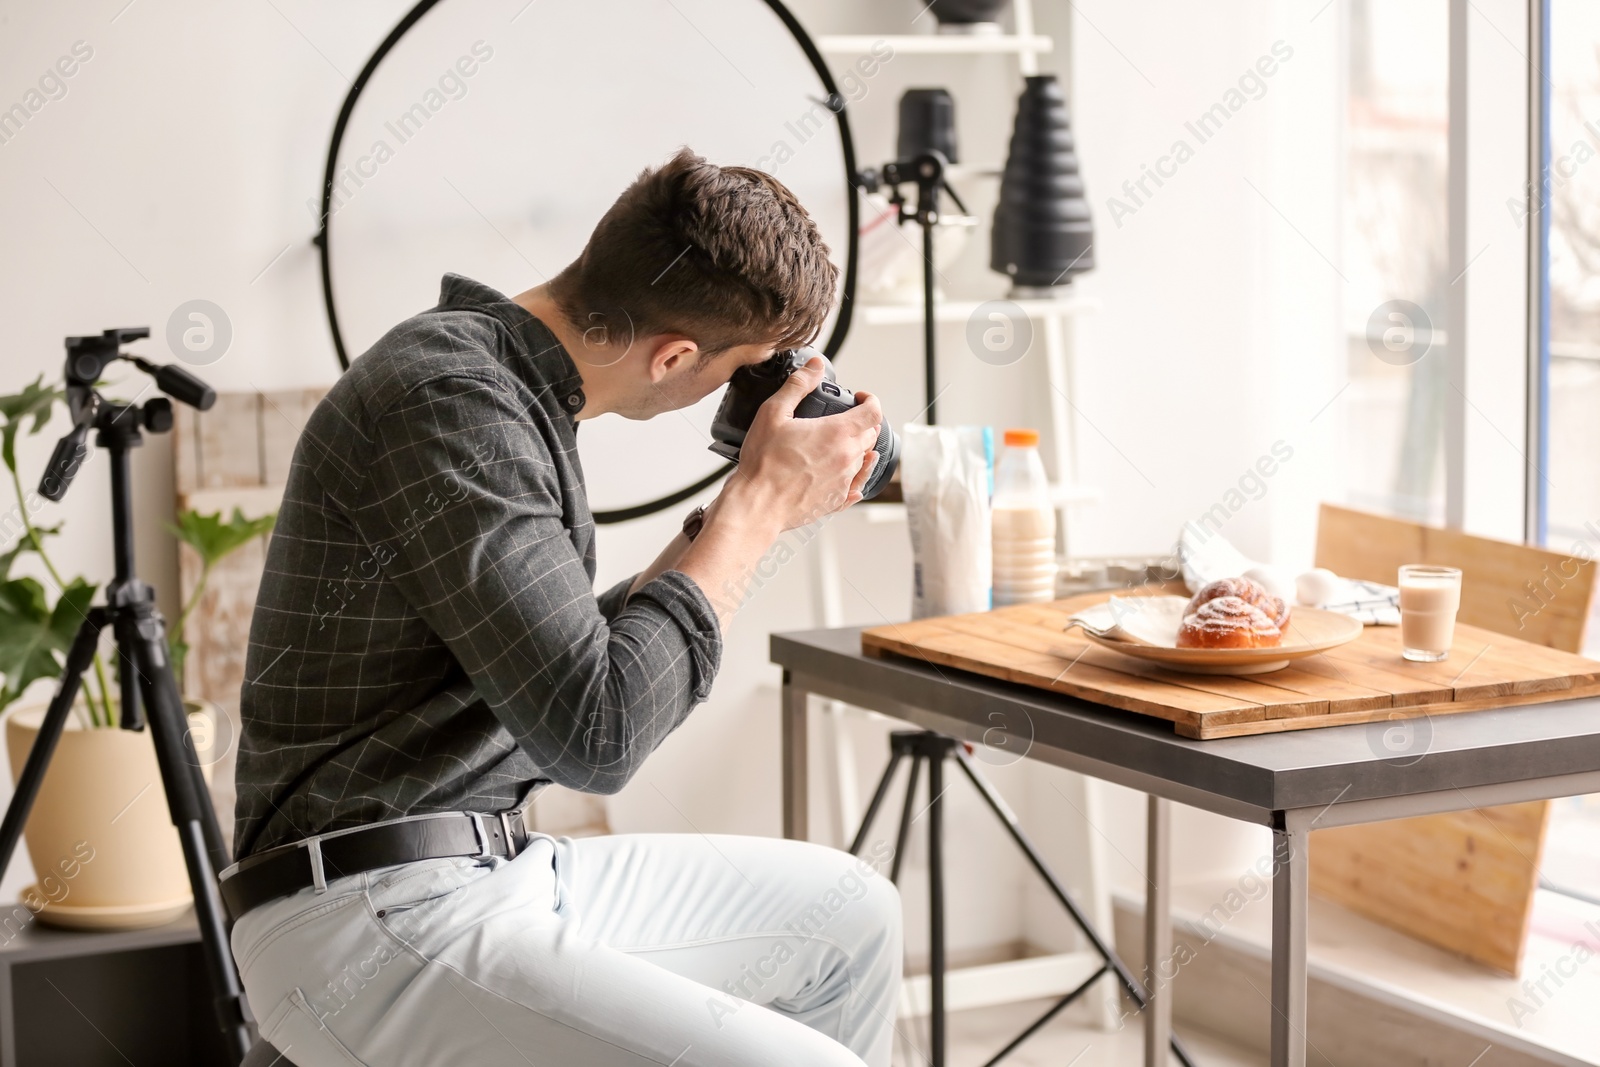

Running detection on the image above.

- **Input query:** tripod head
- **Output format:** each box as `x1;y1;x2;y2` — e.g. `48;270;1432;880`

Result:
856;150;955;227
41;327;217;503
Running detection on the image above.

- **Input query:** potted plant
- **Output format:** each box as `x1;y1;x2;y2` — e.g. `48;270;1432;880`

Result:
0;375;274;931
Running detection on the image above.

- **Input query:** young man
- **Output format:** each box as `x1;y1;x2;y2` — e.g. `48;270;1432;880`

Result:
223;150;901;1066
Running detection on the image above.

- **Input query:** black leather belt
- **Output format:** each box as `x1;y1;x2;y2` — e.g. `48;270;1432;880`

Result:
219;810;531;921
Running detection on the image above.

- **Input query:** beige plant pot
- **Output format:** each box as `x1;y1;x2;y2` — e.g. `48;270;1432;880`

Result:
4;699;220;932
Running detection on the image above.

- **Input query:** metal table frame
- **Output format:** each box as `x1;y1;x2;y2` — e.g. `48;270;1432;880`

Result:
773;628;1600;1067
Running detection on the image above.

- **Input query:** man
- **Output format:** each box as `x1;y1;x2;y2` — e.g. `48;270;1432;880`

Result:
223;149;902;1066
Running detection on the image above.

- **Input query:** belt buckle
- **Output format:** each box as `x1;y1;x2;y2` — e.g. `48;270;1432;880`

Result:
498;810;521;860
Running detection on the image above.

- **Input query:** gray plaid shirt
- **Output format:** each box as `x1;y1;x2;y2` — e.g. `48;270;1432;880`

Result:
232;274;722;859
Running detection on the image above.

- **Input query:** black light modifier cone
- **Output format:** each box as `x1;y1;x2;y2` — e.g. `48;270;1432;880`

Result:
991;75;1094;289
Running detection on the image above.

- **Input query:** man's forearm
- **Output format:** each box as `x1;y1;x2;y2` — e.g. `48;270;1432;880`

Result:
672;479;784;631
628;529;694;599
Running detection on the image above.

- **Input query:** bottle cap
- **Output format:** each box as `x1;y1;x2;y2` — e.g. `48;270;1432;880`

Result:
1003;428;1039;448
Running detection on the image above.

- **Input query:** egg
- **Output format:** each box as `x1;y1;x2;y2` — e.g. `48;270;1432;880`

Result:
1241;565;1295;604
1296;567;1340;607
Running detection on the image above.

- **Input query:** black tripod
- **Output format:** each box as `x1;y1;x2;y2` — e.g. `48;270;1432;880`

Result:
851;730;1195;1067
0;328;253;1061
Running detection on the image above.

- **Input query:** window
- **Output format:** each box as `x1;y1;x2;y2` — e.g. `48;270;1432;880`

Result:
1339;0;1450;523
1537;0;1600;908
1544;1;1600;559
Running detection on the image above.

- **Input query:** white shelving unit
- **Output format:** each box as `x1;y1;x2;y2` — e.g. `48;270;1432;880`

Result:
818;33;1053;56
855;293;1099;327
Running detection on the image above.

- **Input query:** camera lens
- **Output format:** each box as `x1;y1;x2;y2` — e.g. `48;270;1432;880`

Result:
863;423;900;499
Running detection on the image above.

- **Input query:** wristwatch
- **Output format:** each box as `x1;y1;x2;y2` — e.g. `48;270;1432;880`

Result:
682;504;708;542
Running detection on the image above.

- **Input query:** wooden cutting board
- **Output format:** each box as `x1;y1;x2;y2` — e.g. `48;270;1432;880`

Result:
859;591;1600;739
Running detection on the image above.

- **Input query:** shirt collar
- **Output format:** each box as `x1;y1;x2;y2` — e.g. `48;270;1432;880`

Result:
436;273;587;416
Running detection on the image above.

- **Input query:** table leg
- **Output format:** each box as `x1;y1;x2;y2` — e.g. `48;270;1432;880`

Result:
781;672;809;841
1270;817;1309;1067
1144;795;1171;1067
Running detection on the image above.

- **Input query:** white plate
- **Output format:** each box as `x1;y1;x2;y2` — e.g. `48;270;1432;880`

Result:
1068;606;1365;675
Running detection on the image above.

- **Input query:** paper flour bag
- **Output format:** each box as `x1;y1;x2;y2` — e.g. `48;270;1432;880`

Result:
903;425;993;619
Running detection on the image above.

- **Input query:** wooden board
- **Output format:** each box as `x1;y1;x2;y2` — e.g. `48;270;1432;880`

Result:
860;590;1600;739
1309;800;1552;976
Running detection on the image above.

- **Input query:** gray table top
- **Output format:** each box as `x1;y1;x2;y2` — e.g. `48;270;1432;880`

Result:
773;627;1600;823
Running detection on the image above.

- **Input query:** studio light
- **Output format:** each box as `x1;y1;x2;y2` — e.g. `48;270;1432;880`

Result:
990;74;1095;295
928;0;1012;34
897;88;958;166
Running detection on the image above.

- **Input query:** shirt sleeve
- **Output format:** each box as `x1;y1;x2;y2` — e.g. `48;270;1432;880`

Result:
354;373;721;795
594;574;638;623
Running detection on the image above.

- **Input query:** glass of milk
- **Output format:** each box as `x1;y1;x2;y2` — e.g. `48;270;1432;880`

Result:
1398;565;1463;662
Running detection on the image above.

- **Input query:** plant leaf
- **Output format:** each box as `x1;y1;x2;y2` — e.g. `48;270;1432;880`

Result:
167;507;277;568
0;376;65;475
0;522;61;582
0;576;94;712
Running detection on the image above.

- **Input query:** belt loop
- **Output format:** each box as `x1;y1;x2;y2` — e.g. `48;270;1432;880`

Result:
470;812;491;858
306;837;327;893
499;810;520;860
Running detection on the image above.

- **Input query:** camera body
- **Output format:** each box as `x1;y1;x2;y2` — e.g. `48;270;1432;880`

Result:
709;346;900;499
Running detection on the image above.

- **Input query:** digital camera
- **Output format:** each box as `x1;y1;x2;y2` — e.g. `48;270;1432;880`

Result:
708;346;899;500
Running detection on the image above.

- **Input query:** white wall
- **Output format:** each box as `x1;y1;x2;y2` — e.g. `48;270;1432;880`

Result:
0;0;1048;956
1066;0;1345;890
0;0;1353;964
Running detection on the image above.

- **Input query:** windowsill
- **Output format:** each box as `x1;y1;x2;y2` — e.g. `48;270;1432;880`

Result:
1113;879;1600;1065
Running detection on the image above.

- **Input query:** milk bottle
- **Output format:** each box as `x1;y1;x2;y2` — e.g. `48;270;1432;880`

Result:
992;429;1057;606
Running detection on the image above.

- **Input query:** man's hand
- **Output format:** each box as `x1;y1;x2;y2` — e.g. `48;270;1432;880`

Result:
732;356;883;530
670;357;883;629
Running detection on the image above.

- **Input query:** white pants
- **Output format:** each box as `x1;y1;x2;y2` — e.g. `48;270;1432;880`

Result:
230;832;903;1066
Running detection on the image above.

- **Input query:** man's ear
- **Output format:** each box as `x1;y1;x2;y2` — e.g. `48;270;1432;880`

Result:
648;337;699;382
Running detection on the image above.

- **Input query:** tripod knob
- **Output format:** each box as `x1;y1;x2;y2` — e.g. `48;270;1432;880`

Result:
143;398;174;433
38;422;90;502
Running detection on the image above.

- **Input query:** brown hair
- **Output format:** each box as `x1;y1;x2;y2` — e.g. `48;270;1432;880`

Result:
549;149;838;357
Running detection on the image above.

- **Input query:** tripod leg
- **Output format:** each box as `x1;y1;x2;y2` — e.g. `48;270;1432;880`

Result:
980;964;1109;1067
125;618;252;1062
889;757;921;885
122;629;230;875
848;749;905;857
0;612;105;884
117;641;140;729
953;750;1200;1067
927;749;946;1067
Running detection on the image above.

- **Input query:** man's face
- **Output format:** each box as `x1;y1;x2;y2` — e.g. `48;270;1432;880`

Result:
629;340;777;420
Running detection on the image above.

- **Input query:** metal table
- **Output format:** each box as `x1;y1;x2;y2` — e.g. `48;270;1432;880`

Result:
773;627;1600;1067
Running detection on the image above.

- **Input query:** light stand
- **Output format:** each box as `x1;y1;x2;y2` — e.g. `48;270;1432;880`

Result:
0;329;253;1062
857;151;967;426
851;731;1198;1067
